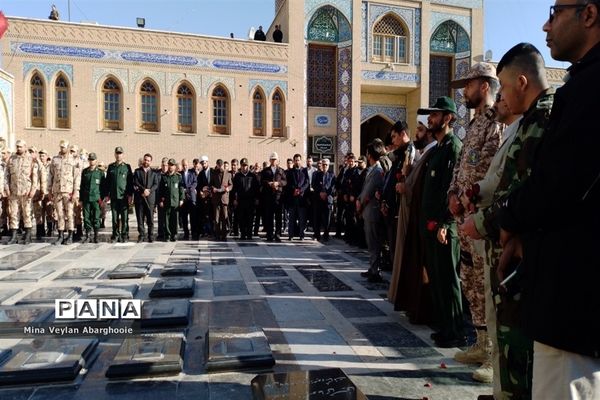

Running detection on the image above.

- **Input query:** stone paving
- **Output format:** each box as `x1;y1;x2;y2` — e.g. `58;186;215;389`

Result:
0;236;492;399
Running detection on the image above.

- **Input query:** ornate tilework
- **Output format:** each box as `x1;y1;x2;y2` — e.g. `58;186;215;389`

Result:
361;105;406;124
92;68;129;92
129;70;167;95
368;4;416;64
307;5;352;42
203;76;236;99
361;70;420;83
167;73;203;97
305;0;353;26
22;62;73;85
14;42;105;59
431;0;482;8
430;19;471;54
212;60;284;74
121;52;198;66
415;8;422;65
361;2;368;62
454;57;471;140
248;80;288;98
337;46;352;161
431;12;471;38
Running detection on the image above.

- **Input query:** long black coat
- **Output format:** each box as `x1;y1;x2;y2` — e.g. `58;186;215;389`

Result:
132;167;160;206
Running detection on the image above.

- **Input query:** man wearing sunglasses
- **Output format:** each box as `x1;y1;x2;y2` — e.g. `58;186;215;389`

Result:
498;1;600;399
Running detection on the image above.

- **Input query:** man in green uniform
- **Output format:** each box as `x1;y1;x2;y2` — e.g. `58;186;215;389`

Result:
417;97;465;348
104;146;133;242
80;153;105;243
159;158;184;242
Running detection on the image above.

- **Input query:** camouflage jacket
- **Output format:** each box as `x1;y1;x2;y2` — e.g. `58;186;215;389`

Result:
49;153;81;194
449;105;503;197
5;153;39;196
482;89;554;241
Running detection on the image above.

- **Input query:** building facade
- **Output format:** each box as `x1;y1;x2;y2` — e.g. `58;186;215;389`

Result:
0;1;563;166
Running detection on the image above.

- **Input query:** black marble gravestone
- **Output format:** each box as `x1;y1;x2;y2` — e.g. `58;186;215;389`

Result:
160;263;198;277
295;265;353;292
16;287;80;305
251;368;368;399
87;284;138;299
0;338;98;384
0;251;50;270
211;258;237;266
56;268;103;280
251;266;287;278
205;326;275;372
149;278;195;298
140;299;190;328
0;306;53;336
0;269;53;282
107;263;150;279
259;279;302;295
105;335;184;378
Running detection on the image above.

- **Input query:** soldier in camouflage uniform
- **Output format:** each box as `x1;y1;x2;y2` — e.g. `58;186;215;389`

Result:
447;62;503;382
466;43;552;399
31;147;49;240
79;153;104;243
49;139;81;245
4;139;39;244
0;147;10;235
72;147;88;241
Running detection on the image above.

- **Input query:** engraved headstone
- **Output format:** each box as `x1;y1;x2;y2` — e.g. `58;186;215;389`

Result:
140;299;190;328
105;335;184;378
88;284;138;299
259;279;302;295
205;326;275;372
211;258;237;266
107;263;150;279
0;289;21;303
0;269;53;282
0;251;50;270
16;287;80;305
149;278;195;298
252;266;287;278
56;268;103;280
251;368;368;399
0;338;98;384
160;263;198;277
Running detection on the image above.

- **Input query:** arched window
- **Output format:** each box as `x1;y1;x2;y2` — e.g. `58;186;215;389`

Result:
430;20;470;54
55;74;70;129
272;89;285;137
212;85;229;135
177;83;194;133
373;15;408;64
30;73;45;128
140;80;159;132
102;78;122;130
252;88;265;136
307;5;352;43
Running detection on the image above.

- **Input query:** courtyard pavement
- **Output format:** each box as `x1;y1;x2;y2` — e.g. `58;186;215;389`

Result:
0;234;492;400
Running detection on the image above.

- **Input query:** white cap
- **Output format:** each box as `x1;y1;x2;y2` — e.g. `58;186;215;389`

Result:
200;155;209;162
269;152;279;160
417;115;428;126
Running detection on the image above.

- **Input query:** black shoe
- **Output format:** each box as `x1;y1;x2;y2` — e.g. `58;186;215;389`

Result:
360;271;371;278
367;274;384;283
274;235;281;243
170;237;176;242
147;236;154;243
137;235;145;243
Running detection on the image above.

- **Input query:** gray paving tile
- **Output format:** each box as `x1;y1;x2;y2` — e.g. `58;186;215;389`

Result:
354;322;442;359
213;281;248;297
329;296;386;318
267;298;324;322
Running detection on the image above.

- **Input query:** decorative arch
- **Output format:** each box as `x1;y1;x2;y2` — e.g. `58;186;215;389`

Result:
211;84;230;135
54;72;70;129
251;86;266;136
139;78;160;132
430;20;470;54
307;5;352;43
101;76;123;130
372;13;409;64
29;71;46;128
175;81;196;133
272;88;286;138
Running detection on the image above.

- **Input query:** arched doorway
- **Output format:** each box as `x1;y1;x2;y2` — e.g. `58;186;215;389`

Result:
360;115;393;156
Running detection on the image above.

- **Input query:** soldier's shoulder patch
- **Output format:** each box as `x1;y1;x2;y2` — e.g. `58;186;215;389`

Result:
467;149;480;166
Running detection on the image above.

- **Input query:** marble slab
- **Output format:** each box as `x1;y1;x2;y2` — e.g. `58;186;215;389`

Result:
106;335;185;378
0;269;53;282
0;252;49;271
316;253;349;262
0;289;21;303
354;322;442;359
16;287;80;305
251;266;287;278
238;242;259;247
0;306;53;324
88;284;139;299
140;300;190;328
0;338;98;384
213;281;248;297
55;268;104;280
329;297;386;319
160;263;198;276
259;279;302;295
107;263;150;279
167;257;199;264
295;265;353;292
149;278;195;298
211;258;237;266
205;326;274;372
251;368;368;399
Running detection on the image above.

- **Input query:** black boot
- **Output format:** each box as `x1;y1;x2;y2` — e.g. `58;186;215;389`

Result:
46;221;53;237
36;224;44;240
93;228;99;244
6;230;18;245
22;228;32;245
53;230;64;245
147;228;154;243
81;230;90;244
74;224;83;241
62;231;73;245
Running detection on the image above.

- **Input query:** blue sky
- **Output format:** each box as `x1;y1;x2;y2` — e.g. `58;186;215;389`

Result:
1;0;568;68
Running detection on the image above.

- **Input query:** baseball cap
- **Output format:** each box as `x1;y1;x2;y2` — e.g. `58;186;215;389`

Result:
59;139;69;148
15;139;26;147
69;144;79;153
88;152;97;160
168;158;177;165
417;96;458;115
450;62;498;89
417;115;429;126
39;149;48;155
114;146;124;153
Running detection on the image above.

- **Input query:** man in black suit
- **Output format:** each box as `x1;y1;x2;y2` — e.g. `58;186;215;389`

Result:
260;152;287;242
285;154;310;240
312;158;335;242
196;155;212;237
133;153;160;242
181;159;199;240
233;158;259;240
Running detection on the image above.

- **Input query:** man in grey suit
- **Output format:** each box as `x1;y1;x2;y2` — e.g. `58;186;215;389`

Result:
357;141;386;282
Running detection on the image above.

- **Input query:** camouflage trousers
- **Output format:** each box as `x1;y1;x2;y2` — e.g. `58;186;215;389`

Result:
54;192;75;231
458;226;486;327
74;202;83;226
485;240;533;399
8;195;33;229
